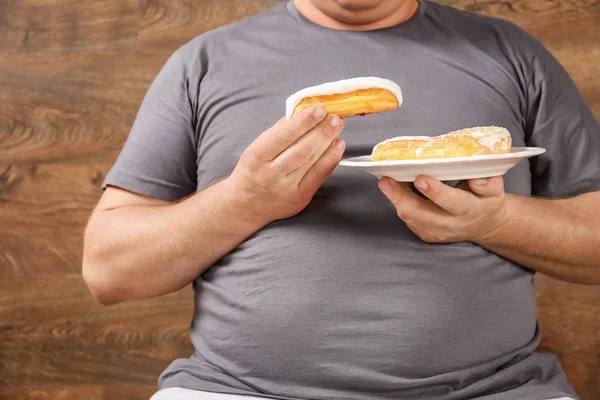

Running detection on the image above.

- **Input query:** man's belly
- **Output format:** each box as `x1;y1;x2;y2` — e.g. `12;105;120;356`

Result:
191;206;537;388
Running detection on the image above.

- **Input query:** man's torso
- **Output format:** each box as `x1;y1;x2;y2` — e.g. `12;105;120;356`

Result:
154;2;575;399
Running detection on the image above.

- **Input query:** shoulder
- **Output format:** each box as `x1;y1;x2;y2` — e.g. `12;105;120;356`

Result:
424;1;547;62
425;1;530;38
172;3;287;62
149;3;288;111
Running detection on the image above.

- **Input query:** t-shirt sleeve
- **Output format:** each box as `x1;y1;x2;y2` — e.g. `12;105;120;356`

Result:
524;39;600;198
102;49;198;202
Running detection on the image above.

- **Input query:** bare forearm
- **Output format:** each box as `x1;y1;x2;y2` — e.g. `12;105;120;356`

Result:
83;178;266;304
475;191;600;284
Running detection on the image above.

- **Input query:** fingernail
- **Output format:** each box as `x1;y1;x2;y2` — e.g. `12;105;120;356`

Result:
313;106;326;118
329;114;342;127
472;178;487;186
379;179;391;193
335;139;345;149
415;179;428;191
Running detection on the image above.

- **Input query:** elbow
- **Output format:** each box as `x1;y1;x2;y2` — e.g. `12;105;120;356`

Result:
82;259;124;306
82;232;126;306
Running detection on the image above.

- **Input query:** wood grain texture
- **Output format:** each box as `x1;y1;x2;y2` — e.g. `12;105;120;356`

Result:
0;0;139;52
0;275;194;387
0;52;170;164
1;0;599;399
0;386;157;400
0;158;118;275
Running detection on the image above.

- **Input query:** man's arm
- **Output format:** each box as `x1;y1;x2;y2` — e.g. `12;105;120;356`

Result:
476;190;600;284
378;176;600;285
83;107;346;305
83;180;264;306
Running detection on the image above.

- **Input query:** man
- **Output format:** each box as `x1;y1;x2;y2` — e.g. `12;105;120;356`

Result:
82;0;600;399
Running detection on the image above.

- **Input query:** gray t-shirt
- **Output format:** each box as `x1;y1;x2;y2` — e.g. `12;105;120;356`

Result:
103;1;600;399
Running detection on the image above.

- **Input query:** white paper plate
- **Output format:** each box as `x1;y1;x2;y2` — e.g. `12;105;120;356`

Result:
338;147;546;182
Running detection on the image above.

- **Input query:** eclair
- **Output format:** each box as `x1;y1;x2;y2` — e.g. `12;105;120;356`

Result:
371;126;512;161
285;77;403;119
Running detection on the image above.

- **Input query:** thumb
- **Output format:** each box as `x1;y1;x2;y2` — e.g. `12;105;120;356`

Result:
468;176;505;197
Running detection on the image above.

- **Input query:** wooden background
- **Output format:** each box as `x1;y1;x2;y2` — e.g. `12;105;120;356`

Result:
0;0;599;399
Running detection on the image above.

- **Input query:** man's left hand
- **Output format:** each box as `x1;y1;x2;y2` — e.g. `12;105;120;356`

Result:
378;175;508;243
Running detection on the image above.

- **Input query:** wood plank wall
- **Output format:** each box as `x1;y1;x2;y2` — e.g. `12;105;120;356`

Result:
1;1;599;399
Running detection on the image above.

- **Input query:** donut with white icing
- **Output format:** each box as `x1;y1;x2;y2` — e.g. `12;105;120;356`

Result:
371;126;512;161
285;77;403;119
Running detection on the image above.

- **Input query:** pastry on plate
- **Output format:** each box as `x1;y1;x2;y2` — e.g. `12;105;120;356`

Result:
285;77;402;119
371;126;512;161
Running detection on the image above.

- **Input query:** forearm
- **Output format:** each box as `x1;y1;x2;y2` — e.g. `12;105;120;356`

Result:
475;191;600;284
83;178;267;304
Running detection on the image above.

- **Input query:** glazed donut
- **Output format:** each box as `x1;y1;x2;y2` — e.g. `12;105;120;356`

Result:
285;77;402;119
371;126;512;161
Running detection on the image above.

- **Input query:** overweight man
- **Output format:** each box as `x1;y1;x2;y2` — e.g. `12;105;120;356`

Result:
82;0;600;399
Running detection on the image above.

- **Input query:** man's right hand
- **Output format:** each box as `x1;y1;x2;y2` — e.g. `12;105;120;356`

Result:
227;105;346;225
